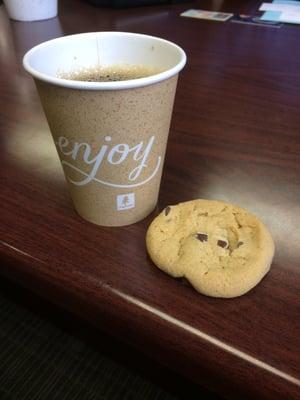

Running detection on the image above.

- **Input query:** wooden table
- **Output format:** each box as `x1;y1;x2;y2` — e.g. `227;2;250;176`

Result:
1;1;299;399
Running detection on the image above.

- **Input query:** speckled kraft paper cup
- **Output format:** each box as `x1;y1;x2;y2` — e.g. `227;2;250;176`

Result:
23;32;186;226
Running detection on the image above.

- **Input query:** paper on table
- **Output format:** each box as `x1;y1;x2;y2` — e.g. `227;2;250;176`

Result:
260;11;282;21
261;12;300;23
273;0;300;4
180;9;233;21
260;0;300;23
259;3;300;11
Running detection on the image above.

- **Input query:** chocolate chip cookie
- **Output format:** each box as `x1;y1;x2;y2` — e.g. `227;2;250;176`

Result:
146;199;275;298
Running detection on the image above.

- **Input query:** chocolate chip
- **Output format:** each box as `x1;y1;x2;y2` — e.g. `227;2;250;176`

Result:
196;233;208;242
237;241;244;248
217;239;228;249
164;206;171;216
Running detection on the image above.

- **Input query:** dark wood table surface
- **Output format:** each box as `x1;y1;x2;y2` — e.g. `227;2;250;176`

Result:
1;0;299;399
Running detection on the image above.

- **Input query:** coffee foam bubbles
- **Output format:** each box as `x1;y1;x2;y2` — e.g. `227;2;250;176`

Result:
58;64;163;82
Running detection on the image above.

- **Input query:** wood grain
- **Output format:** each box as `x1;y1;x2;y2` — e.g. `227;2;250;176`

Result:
0;1;299;399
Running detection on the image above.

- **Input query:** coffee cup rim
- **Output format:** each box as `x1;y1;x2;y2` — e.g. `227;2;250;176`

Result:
23;31;186;90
